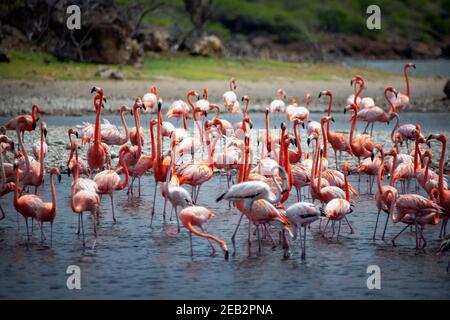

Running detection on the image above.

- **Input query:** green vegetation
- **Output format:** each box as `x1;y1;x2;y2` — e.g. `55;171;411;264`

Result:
0;50;397;81
140;0;449;43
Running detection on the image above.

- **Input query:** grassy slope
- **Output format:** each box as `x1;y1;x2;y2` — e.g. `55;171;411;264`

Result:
0;50;395;81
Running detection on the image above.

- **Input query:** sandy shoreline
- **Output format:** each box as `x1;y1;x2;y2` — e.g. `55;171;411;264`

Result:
0;78;448;116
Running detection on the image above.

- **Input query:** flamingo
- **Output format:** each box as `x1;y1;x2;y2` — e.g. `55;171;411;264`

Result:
269;88;286;126
33;167;61;246
70;156;100;247
128;118;156;197
87;87;111;172
195;88;210;118
373;145;398;240
101;105;132;146
186;90;204;144
67;129;90;177
21;120;46;194
179;205;229;259
286;94;310;122
427;133;450;238
346;103;375;191
391;63;416;112
0;182;18;220
355;87;398;136
32;121;48;160
285;202;324;259
130;98;145;147
177;121;219;202
142;86;158;112
223;78;240;113
437;234;450;272
94;146;130;223
351;75;375;109
319;90;352;169
322;161;355;239
3;103;42;144
150;101;171;225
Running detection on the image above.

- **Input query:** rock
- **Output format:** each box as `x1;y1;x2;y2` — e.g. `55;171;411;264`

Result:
0;49;10;63
137;27;170;52
410;42;442;58
191;35;224;56
444;80;450;99
95;67;125;80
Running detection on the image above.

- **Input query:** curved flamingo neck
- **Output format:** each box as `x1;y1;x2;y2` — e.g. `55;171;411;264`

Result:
185;221;225;248
377;151;385;193
38;125;45;181
320;120;328;158
390;114;400;143
156;108;162;163
134;105;142;158
120;108;129;141
344;164;349;201
438;138;446;196
32;105;40;122
67;131;74;167
326;94;332;132
183;112;187;130
354;81;364;105
17;129;30;173
390;153;397;186
49;172;57;215
404;66;411;97
13;165;20;207
150;121;156;160
265;112;271;153
385;89;396;113
117;156;129;190
414;130;420;173
293;122;302;160
305;94;310;110
317;149;323;196
187;92;203;144
313;136;320;178
93;95;102;146
349;110;357;153
424;156;430;183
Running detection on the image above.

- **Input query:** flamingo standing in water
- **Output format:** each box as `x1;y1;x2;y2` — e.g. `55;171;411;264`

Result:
391;63;416;112
286;94;310;123
70;155;100;247
319;90;352;169
101;105;132;146
179;205;229;259
150;101;171;225
130;98;145;147
373;145;398;240
94;146;130;223
223;78;240;113
32;121;48;160
427;133;450;238
87;87;111;172
0;136;18;220
269;89;286;127
323;161;355;239
128;118;156;197
346;103;375;191
33;167;61;246
350;75;375;109
67;129;90;177
3;103;42;144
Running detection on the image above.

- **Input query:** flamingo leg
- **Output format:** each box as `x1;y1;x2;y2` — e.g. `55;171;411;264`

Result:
381;212;390;241
231;213;244;255
391;224;409;246
150;182;158;226
322;218;330;236
256;225;262;254
77;214;81;235
337;221;342;240
50;222;53;247
110;194;116;223
25;217;30;241
189;231;194;256
301;225;307;260
138;178;141;197
264;224;277;249
174;208;180;233
334;149;338;170
363;122;370;134
81;212;85;247
247;219;252;257
344;216;354;234
0;205;5;220
372;208;381;240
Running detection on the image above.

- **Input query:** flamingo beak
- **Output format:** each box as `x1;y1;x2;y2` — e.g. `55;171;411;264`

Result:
44;128;48;138
426;134;433;142
67;168;71;177
103;97;107;103
370;152;375;161
307;138;310;146
301;122;305;129
130;110;133;116
10;141;15;152
91;87;96;93
318;92;322;98
331;117;335;122
75;131;79;138
241;97;244;101
58;174;62;183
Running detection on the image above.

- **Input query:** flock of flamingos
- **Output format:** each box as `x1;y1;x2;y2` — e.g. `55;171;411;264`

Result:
0;63;449;267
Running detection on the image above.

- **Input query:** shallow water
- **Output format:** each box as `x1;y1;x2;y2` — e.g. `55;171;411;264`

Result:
0;112;449;300
0;174;449;299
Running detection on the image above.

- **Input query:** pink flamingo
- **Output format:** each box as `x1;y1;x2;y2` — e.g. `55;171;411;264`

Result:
179;206;229;259
373;145;398;240
21;120;46;194
70;156;100;247
323;161;355;239
319;90;352;169
130;98;145;147
350;75;374;109
32;121;48;160
427;133;450;237
4;103;42;143
87;87;111;172
142;86;158;112
391;63;416;112
286;94;310;122
94;146;130;223
223;78;240;113
101;105;132;146
67;128;90;177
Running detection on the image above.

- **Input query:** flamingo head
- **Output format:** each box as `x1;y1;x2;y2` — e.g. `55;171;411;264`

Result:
202;88;208;99
230;78;236;90
427;133;446;144
68;128;79;139
120;105;132;115
385;86;398;98
150;86;158;95
290;98;298;105
276;88;287;99
318;90;331;98
50;167;62;183
405;63;416;70
31;103;42;121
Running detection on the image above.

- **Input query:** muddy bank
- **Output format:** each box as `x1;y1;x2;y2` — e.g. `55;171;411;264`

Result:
0;77;448;116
